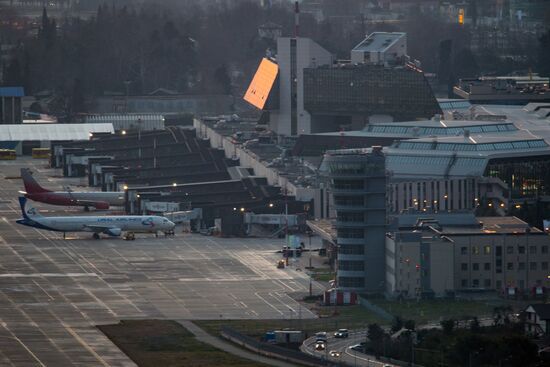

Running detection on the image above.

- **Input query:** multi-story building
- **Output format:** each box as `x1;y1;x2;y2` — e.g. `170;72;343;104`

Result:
325;147;387;292
244;32;441;136
0;87;23;124
350;32;407;66
386;213;550;298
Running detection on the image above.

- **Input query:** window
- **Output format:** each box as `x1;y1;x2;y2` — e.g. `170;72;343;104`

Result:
530;262;537;271
484;279;491;288
542;262;549;270
484;263;491;271
461;279;468;287
338;260;365;271
484;246;491;255
542;246;548;254
461;263;468;271
338;277;365;288
472;246;479;255
461;246;467;255
337;212;364;222
530;246;536;255
518;246;526;254
473;263;479;271
339;245;364;255
507;263;514;270
506;246;514;254
518;262;525;270
472;279;479;288
338;228;364;238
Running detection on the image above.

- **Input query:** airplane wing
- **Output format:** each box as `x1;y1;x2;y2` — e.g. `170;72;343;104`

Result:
82;225;121;236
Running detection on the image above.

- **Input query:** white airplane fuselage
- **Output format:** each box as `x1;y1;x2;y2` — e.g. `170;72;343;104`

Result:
16;197;175;237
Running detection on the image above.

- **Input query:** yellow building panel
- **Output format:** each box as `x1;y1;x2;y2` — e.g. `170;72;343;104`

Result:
244;58;278;109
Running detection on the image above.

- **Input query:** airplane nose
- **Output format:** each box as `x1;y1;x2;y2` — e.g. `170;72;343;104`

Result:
169;221;176;229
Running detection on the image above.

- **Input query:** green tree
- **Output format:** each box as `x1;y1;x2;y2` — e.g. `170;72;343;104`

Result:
440;319;455;335
538;30;550;79
391;316;404;333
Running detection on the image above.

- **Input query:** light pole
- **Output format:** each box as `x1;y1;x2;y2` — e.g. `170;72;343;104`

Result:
307;228;313;296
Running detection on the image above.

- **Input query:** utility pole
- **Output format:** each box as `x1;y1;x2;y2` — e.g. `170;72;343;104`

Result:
307;228;313;296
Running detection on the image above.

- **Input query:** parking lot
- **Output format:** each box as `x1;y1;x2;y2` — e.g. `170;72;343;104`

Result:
0;158;323;366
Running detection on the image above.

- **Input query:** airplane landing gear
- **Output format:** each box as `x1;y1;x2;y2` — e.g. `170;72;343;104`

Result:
123;233;135;241
84;206;90;212
92;233;100;240
63;232;66;239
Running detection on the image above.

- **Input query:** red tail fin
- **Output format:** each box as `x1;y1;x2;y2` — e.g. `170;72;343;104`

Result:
21;168;50;193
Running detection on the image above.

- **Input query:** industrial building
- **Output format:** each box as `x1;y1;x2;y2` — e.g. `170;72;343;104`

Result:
386;213;549;298
52;125;308;234
454;75;550;104
324;147;386;292
0;123;114;154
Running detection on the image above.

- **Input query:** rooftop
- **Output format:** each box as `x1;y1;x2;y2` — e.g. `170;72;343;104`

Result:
352;32;405;53
0;123;113;141
0;87;24;97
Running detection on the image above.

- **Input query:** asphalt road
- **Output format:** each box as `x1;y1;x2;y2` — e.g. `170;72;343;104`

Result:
0;158;325;366
301;331;396;367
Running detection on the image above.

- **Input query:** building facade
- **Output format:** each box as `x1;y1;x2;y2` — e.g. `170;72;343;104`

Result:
386;214;550;299
326;147;387;292
0;87;23;124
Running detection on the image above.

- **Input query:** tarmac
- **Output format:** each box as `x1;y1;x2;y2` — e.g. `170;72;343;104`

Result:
0;158;325;366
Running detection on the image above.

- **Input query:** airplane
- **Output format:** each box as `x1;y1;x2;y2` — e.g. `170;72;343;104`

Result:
16;197;175;240
20;168;124;210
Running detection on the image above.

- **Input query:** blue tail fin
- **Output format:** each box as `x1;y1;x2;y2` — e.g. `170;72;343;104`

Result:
19;197;29;219
18;197;41;219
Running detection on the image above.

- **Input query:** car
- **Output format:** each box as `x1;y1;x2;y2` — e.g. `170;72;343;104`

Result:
315;331;328;342
350;343;364;353
329;350;341;357
334;328;349;338
315;341;326;351
277;260;285;268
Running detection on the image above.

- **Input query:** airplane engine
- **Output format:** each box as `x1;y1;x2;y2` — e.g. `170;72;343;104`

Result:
104;228;122;236
94;202;110;210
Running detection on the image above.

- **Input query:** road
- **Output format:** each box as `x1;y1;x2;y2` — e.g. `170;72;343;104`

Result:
301;331;396;367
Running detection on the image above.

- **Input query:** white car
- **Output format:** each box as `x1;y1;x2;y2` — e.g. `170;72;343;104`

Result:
329;350;341;357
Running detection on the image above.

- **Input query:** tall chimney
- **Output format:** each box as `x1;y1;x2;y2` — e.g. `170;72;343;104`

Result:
294;1;300;38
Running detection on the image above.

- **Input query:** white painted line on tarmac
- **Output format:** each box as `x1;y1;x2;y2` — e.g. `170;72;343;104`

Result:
0;273;98;277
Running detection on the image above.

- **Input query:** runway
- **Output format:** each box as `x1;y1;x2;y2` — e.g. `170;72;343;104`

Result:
0;158;322;366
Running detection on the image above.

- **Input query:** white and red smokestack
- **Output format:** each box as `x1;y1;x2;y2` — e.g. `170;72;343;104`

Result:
294;1;300;38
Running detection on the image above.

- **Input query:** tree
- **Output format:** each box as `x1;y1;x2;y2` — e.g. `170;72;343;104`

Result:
538;30;550;77
404;319;416;331
470;317;481;333
214;64;232;94
367;323;385;357
440;319;455;335
3;59;22;86
391;316;404;333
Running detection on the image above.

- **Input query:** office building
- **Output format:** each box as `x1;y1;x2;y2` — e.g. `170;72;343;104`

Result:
386;214;550;298
325;147;386;292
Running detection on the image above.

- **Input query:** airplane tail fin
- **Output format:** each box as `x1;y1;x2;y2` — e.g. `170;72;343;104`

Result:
18;197;43;220
21;168;50;194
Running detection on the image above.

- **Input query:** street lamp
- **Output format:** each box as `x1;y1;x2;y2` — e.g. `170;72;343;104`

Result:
306;228;313;296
